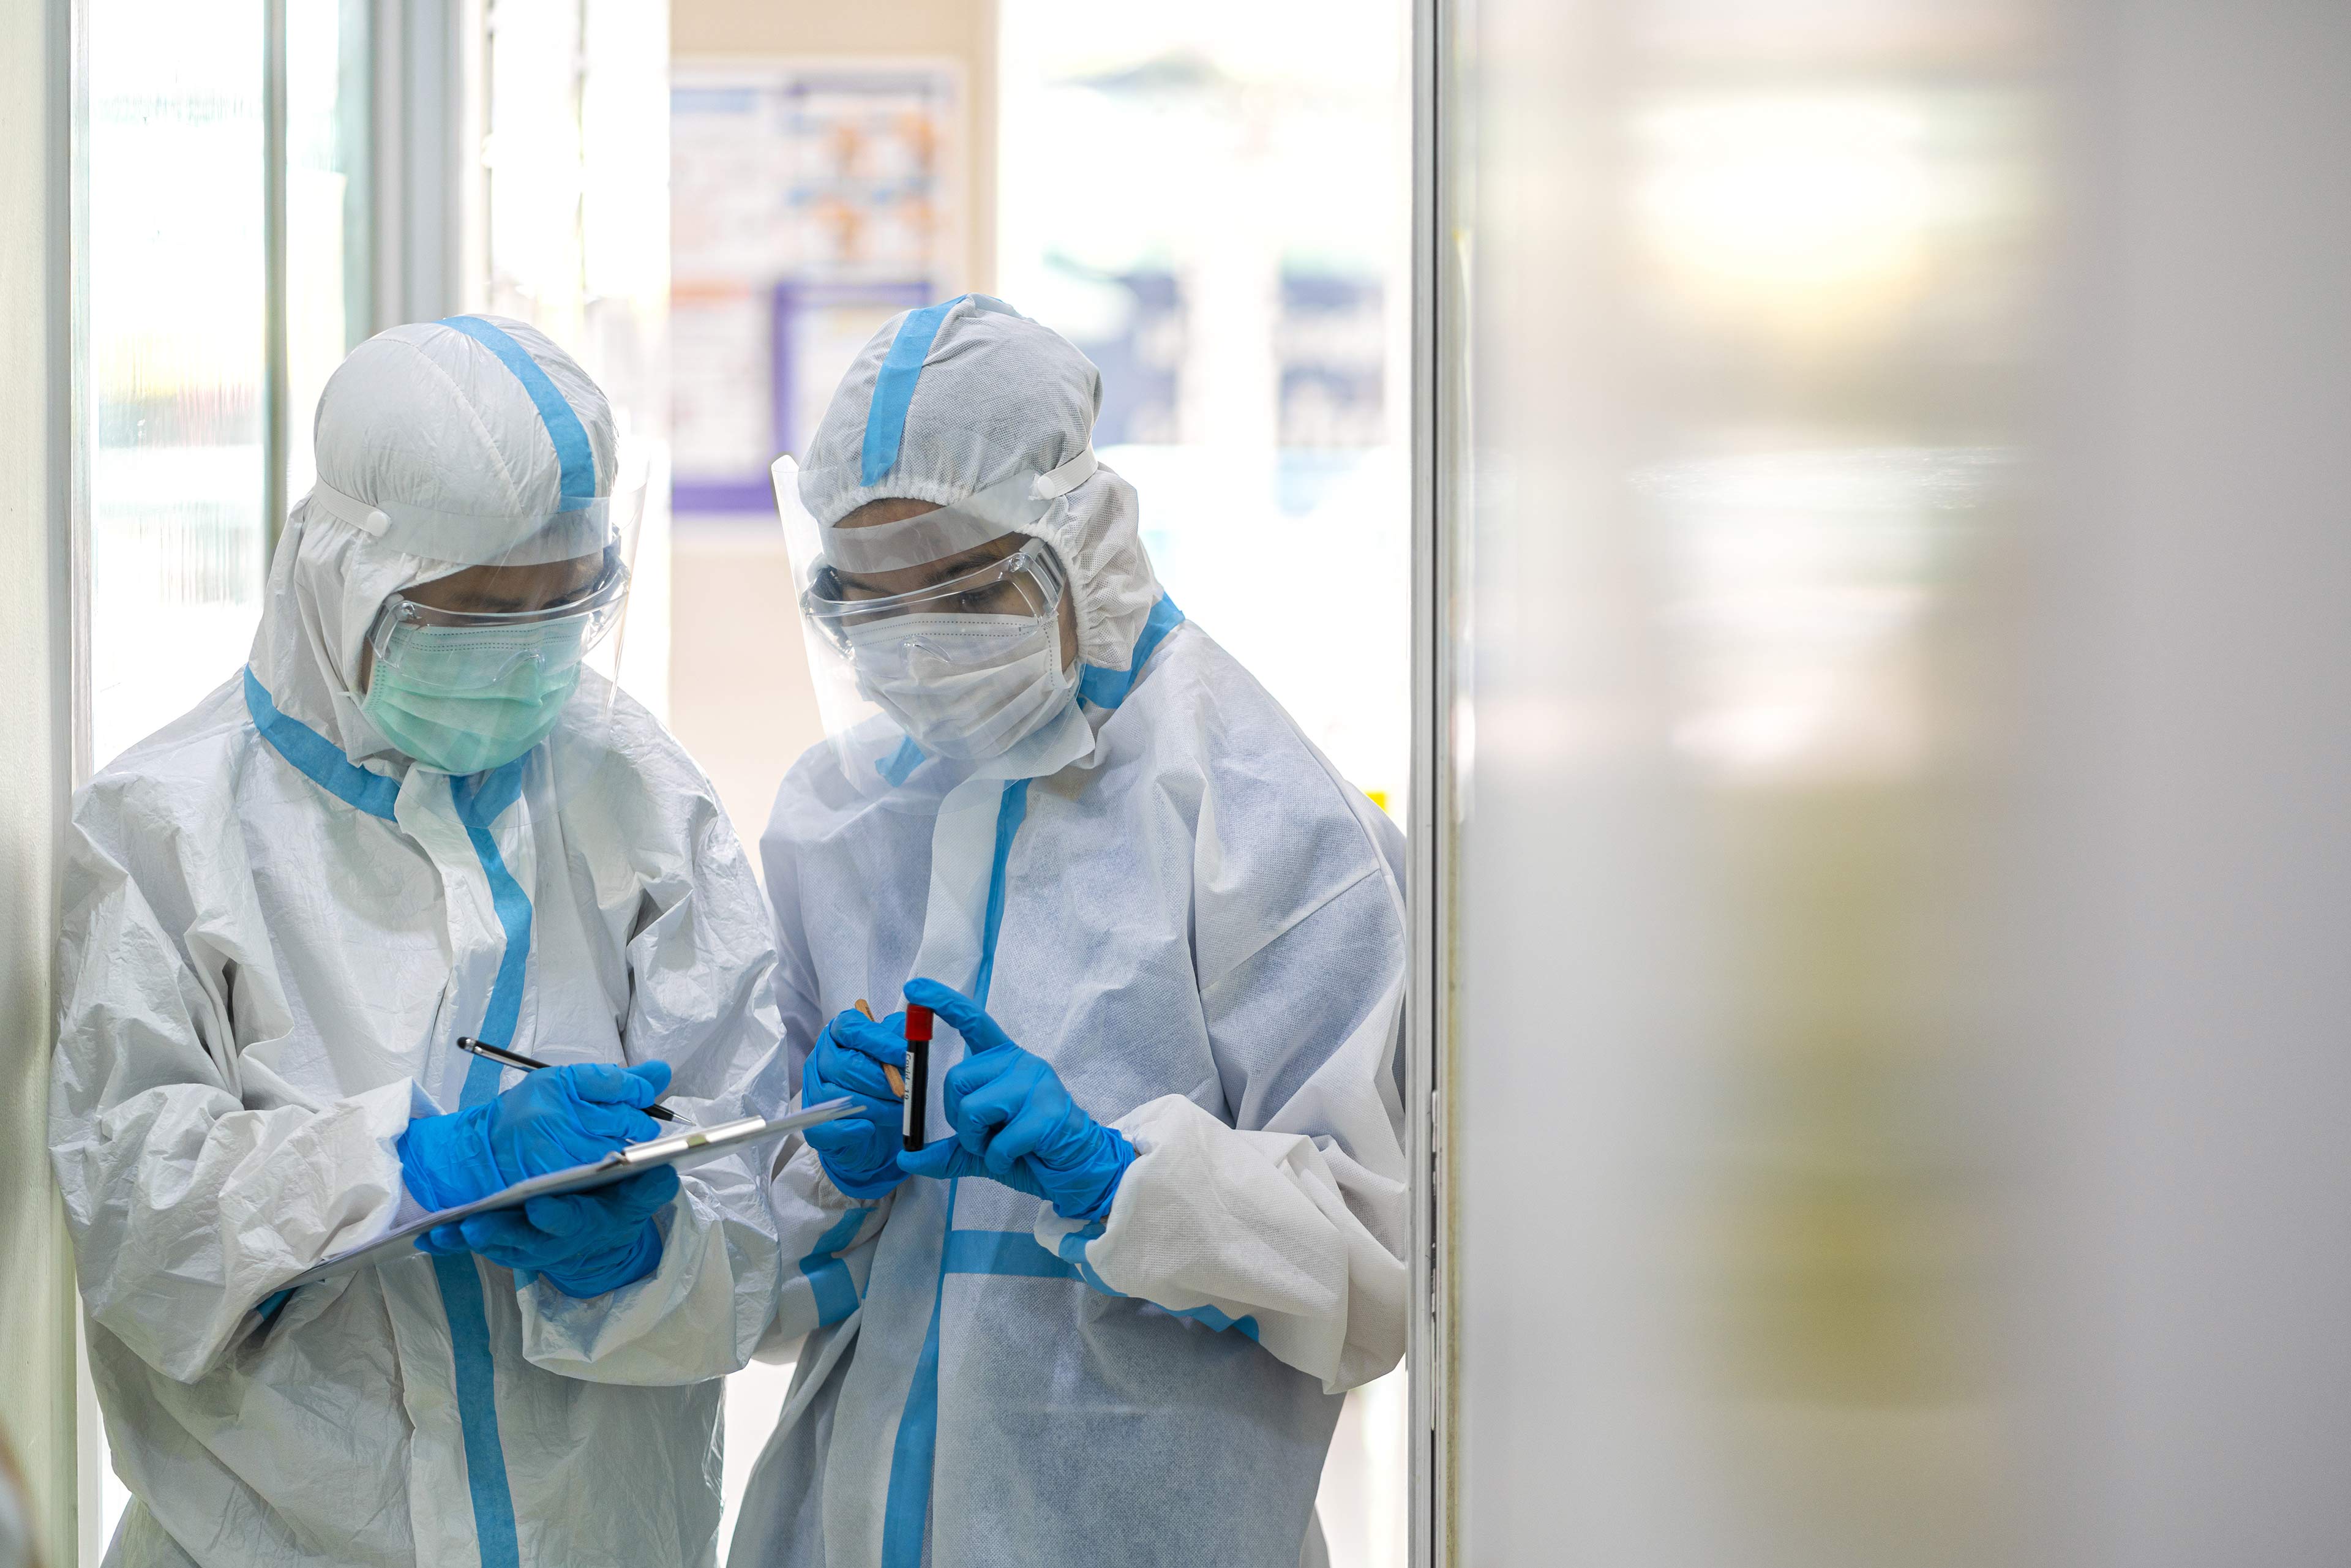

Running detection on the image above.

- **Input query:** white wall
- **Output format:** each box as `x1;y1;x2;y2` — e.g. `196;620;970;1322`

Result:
1446;1;2351;1563
0;0;83;1561
2014;5;2351;1561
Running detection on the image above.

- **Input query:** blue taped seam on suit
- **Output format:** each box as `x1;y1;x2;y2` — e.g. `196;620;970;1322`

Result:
430;1249;522;1568
876;584;1184;1562
244;669;400;820
879;1177;958;1568
799;1206;872;1327
239;670;525;1565
942;1229;1079;1281
876;735;926;787
242;673;392;1329
433;765;535;1568
1077;593;1185;710
438;315;599;503
451;765;534;1049
880;754;1033;1565
861;297;969;485
969;779;1030;1010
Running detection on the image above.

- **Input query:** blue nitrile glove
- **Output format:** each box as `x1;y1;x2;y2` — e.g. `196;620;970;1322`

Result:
801;1008;912;1199
429;1166;680;1296
398;1059;671;1213
893;978;1136;1222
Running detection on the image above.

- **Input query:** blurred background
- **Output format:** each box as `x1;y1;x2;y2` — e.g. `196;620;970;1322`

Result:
1452;6;2351;1568
9;1;2351;1566
664;0;1412;851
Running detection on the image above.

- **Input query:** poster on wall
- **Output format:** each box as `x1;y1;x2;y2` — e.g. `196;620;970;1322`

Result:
671;62;963;514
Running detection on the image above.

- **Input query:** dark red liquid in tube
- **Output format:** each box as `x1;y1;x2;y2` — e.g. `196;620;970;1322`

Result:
902;1003;934;1152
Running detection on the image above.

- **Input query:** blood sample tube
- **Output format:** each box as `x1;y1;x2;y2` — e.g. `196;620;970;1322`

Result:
902;1002;934;1152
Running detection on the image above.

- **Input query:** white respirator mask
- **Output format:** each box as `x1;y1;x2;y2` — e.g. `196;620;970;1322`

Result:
775;446;1099;777
844;602;1074;762
807;538;1075;763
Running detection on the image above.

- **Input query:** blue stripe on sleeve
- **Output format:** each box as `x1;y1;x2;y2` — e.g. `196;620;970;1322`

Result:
1051;1224;1261;1341
798;1206;872;1327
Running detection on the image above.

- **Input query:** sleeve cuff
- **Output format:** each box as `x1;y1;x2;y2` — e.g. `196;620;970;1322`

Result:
1031;1094;1405;1389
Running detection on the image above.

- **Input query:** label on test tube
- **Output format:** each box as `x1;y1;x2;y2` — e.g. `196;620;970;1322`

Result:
902;1002;934;1152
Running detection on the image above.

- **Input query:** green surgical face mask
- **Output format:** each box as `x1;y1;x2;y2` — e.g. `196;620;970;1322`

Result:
359;617;590;775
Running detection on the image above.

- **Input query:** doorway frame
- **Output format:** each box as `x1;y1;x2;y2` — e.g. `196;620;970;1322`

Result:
1406;0;1460;1562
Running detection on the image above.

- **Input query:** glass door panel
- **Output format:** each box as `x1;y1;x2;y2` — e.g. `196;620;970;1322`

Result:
87;0;270;769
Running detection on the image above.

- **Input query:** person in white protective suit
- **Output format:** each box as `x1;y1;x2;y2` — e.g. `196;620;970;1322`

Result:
733;294;1410;1567
49;315;791;1568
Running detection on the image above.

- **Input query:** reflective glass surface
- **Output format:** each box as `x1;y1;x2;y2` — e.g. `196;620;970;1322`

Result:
88;1;269;768
285;0;373;500
1453;1;2044;1559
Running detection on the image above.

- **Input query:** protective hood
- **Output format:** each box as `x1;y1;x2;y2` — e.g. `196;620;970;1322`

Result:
796;294;1162;677
246;315;621;769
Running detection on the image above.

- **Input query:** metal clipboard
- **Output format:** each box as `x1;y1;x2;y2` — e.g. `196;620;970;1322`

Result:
265;1098;857;1298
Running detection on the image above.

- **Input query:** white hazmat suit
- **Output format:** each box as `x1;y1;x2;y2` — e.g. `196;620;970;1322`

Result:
735;296;1411;1567
51;316;789;1568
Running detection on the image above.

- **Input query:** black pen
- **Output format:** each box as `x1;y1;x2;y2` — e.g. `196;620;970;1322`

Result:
456;1036;681;1122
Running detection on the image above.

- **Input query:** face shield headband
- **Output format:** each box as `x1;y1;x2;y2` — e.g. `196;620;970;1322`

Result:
808;445;1097;576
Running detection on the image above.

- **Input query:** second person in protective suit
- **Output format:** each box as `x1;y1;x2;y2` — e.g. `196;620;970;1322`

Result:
51;316;790;1568
736;294;1411;1567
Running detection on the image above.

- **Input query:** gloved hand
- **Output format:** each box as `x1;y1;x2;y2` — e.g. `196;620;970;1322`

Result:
801;1008;911;1200
894;978;1135;1222
423;1166;680;1296
399;1059;671;1212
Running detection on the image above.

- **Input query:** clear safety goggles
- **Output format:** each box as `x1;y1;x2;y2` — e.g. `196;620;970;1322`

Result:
800;544;1066;656
364;549;633;683
772;448;1093;783
317;459;648;694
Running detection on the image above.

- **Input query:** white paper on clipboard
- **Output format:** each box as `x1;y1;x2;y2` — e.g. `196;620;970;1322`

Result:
266;1098;858;1300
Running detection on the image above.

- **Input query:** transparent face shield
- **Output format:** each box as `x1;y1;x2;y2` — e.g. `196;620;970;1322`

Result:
308;470;648;777
773;449;1093;775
